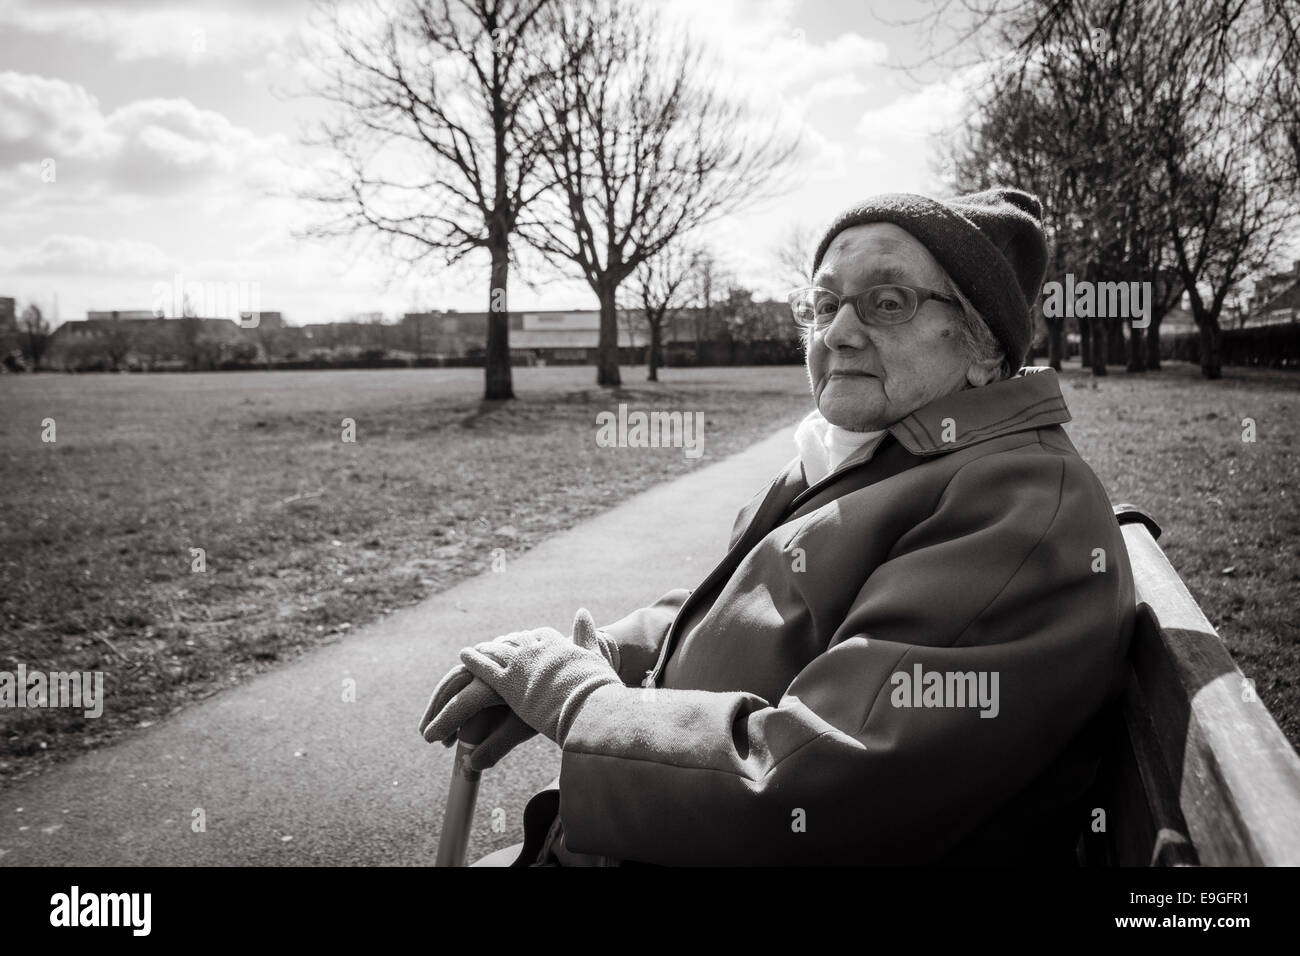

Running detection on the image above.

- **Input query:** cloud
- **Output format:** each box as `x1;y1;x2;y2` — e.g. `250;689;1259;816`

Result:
658;0;887;121
846;64;993;192
94;97;292;193
854;67;983;144
2;235;175;276
0;72;294;196
0;71;101;164
0;0;307;63
800;76;872;106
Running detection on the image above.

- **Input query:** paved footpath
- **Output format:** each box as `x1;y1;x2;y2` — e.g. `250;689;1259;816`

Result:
0;426;797;866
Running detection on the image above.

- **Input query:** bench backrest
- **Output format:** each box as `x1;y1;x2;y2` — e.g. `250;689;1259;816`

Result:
1079;507;1300;866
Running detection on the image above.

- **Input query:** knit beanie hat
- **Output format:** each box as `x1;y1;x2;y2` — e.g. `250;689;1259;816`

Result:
809;188;1048;369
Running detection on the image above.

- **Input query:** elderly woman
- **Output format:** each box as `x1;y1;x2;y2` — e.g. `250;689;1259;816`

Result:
420;188;1136;866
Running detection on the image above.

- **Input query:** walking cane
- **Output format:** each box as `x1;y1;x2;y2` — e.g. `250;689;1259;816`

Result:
434;705;510;867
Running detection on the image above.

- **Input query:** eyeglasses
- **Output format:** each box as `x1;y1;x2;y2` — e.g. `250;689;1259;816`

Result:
787;284;960;329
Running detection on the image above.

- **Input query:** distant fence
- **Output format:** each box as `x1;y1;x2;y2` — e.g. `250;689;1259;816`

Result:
1163;322;1300;368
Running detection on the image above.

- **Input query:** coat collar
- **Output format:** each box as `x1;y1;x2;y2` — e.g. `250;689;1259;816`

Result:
884;365;1071;457
739;367;1073;545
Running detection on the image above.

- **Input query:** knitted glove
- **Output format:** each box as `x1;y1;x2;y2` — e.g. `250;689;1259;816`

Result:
573;611;621;675
418;610;620;770
455;608;623;746
418;662;538;770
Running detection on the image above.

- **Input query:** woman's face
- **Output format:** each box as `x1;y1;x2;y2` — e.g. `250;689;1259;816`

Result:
805;222;985;432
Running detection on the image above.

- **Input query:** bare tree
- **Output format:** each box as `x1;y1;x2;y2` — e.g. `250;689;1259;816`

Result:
301;0;564;400
624;240;700;381
366;313;389;355
937;0;1295;378
1139;0;1292;377
521;0;797;386
1254;0;1300;192
772;222;818;290
719;285;794;363
686;249;729;365
256;322;282;368
943;49;1104;371
19;304;50;371
101;313;135;371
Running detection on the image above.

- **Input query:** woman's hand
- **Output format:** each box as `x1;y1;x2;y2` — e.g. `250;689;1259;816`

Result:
418;661;540;771
417;611;620;771
454;612;622;746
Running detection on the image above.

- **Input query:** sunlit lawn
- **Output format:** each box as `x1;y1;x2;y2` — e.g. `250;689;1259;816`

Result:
1054;360;1300;748
0;365;811;785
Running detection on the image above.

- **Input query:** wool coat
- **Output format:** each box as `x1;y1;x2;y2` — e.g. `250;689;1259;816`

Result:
510;366;1135;866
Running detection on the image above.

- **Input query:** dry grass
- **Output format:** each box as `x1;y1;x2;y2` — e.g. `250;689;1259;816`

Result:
1053;361;1300;747
0;365;811;786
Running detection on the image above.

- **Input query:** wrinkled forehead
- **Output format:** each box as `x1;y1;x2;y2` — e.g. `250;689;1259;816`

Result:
813;222;946;291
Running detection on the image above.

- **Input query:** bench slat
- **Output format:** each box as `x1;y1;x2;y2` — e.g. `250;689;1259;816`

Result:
1120;522;1300;866
1119;663;1199;865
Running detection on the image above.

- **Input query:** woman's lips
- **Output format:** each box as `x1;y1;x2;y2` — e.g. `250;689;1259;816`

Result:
828;370;876;378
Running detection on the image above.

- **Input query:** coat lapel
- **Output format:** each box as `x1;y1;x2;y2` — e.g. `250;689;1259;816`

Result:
781;435;922;524
697;436;925;600
684;457;804;614
727;458;805;551
645;436;924;683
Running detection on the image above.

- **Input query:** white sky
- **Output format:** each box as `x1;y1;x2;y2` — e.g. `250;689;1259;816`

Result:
0;0;988;326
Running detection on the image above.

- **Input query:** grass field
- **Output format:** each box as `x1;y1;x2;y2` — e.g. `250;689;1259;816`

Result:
0;365;814;785
1054;362;1300;749
1;360;1297;788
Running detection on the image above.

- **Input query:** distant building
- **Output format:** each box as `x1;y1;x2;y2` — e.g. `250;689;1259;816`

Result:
0;297;15;329
239;310;284;329
87;310;155;321
401;308;694;364
48;314;253;370
41;299;794;369
1248;259;1300;326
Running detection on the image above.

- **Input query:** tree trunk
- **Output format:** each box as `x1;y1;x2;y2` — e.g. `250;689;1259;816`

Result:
597;284;621;387
1126;322;1145;372
1196;317;1223;379
484;242;514;400
1090;317;1108;376
1106;316;1126;365
1045;317;1064;371
647;316;662;382
1079;319;1092;368
1146;314;1163;370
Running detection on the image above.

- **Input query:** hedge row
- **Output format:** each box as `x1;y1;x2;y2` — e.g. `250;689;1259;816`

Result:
1162;321;1300;368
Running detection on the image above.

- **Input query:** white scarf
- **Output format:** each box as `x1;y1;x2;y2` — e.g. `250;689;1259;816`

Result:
792;409;887;485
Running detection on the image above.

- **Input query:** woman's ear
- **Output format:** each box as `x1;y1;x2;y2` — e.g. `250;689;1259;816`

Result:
964;356;1002;388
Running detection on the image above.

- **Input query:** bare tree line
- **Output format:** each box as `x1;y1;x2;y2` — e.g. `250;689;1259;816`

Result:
926;0;1298;379
300;0;797;398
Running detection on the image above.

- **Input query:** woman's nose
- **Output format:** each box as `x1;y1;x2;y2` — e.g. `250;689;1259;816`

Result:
821;300;867;350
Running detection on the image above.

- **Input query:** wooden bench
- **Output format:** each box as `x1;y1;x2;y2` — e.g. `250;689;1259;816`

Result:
1077;505;1300;866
